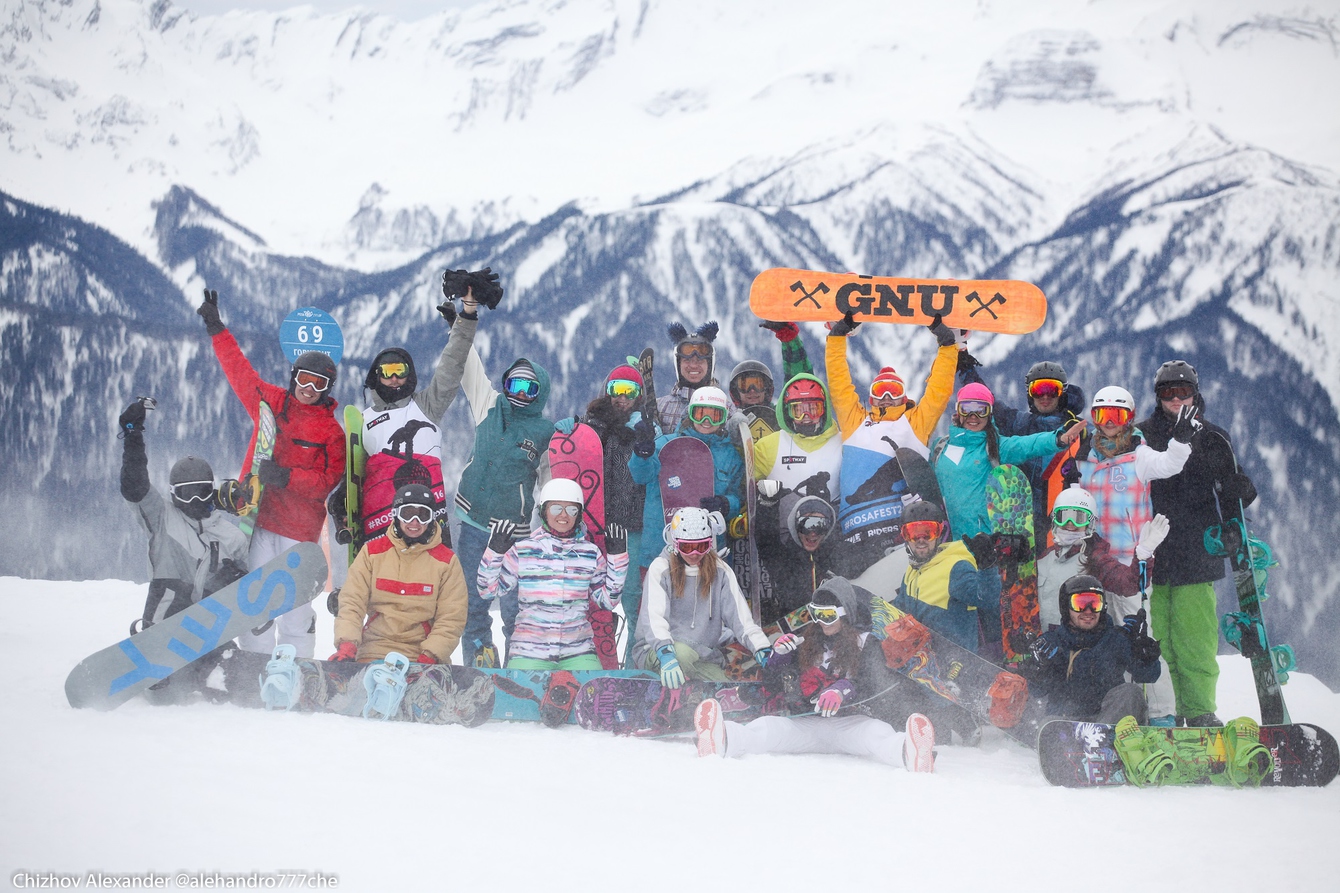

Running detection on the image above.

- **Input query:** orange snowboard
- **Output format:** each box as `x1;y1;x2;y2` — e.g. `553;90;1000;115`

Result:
749;268;1047;335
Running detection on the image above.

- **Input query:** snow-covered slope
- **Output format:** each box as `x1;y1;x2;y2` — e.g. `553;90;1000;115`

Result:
2;577;1337;891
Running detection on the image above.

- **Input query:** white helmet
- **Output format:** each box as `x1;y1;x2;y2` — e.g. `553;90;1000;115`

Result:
1091;386;1135;413
1052;485;1096;516
688;386;729;412
539;477;584;509
663;506;727;545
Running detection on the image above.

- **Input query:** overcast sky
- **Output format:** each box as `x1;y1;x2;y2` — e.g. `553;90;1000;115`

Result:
176;1;483;20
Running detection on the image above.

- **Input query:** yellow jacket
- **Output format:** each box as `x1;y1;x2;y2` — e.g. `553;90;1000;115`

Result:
825;336;959;445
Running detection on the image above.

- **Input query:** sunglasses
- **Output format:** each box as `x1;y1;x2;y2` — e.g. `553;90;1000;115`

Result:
688;405;725;427
1091;406;1132;427
677;538;713;555
901;519;942;541
395;504;434;524
606;379;641;399
377;362;409;379
1028;378;1063;399
1069;590;1105;614
807;603;846;626
786;399;825;422
957;400;992;419
171;481;214;504
545;503;581;518
1052;507;1094;528
503;376;540;400
294;369;330;392
870;379;905;401
677;344;712;360
1157;383;1196;401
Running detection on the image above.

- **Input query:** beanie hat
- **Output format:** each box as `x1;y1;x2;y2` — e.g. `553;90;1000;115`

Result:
606;363;644;389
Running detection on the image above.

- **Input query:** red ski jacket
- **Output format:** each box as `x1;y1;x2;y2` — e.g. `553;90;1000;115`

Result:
212;330;346;543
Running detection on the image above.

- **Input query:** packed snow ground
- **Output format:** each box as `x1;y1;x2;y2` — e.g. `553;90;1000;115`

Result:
3;576;1338;892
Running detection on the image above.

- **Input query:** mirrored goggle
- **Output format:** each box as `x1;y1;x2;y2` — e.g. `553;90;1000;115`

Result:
1069;590;1105;613
294;369;330;392
503;376;540;399
677;343;712;360
377;362;409;379
807;603;846;626
395;504;434;524
1052;507;1094;528
797;515;833;535
870;379;905;401
786;399;825;421
606;379;642;399
545;503;581;518
688;405;725;426
676;538;713;555
957;400;992;419
1156;383;1196;401
735;376;768;395
1028;378;1064;399
901;519;942;541
171;481;214;503
1091;406;1132;426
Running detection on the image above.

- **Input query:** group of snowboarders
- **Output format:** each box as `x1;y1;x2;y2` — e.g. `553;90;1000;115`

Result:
113;267;1262;779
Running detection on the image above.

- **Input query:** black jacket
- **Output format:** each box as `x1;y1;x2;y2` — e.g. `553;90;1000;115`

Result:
1029;614;1160;718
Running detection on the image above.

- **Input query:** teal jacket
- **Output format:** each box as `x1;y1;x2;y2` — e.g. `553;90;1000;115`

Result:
933;425;1060;540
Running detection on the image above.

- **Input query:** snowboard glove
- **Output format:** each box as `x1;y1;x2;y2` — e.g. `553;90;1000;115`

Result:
197;288;226;335
962;533;998;569
554;416;577;435
759;320;799;342
814;679;853;717
632;419;657;458
990;533;1031;563
956;350;982;375
215;478;251;514
699;495;731;517
773;633;804;655
928;313;957;347
1131;634;1162;665
827;311;860;337
118;401;147;436
753;646;773;669
441;269;472;301
467;266;504;309
656;645;685;690
326;481;348;525
416;651;438;665
1136;514;1170;560
257;459;291;489
756;479;783;506
604;522;627;556
1121;608;1147;638
1220;472;1257;508
331;641;358;662
487;518;518;554
1171;404;1202;443
435;300;457;327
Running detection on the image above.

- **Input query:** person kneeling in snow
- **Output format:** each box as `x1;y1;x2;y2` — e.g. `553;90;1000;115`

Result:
332;484;467;664
693;577;936;772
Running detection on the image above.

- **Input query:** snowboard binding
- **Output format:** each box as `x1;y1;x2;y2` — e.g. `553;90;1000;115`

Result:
362;652;411;720
1113;716;1174;786
259;644;302;711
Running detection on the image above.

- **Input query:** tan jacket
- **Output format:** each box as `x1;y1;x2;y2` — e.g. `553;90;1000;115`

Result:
334;524;467;663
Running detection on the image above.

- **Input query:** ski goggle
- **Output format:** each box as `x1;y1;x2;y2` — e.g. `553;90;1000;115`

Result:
957;400;992;419
807;603;846;626
545;503;581;518
870;379;905;401
797;515;833;536
735;376;768;396
395;504;434;524
503;376;540;400
900;519;942;541
677;343;712;360
1091;406;1133;427
688;405;725;427
376;362;409;379
676;538;713;555
1156;383;1196;401
294;369;330;392
1068;590;1105;614
606;379;641;399
786;399;825;422
171;481;214;504
1051;507;1094;528
1028;378;1064;399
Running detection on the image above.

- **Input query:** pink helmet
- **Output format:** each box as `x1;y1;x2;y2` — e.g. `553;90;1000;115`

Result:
956;382;994;406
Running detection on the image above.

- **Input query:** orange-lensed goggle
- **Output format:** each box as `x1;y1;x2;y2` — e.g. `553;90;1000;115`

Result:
901;519;942;541
1028;378;1063;399
1091;406;1133;427
1069;590;1105;613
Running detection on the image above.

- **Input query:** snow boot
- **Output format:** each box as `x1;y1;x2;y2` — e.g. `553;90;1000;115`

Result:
903;713;936;773
259;644;301;711
472;641;499;669
1113;715;1173;786
1223;717;1272;787
362;652;411;720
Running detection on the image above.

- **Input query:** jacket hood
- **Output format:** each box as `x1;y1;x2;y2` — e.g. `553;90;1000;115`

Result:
787;495;837;549
810;576;873;632
500;357;551;417
775;372;838;439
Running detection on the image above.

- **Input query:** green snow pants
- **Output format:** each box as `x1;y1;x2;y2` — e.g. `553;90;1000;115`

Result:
1150;581;1220;719
640;641;729;683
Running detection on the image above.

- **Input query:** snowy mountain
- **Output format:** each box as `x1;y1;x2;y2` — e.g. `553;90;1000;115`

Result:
3;0;1340;688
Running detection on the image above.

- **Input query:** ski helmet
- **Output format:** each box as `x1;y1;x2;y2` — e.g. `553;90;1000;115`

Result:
1052;485;1097;517
365;347;417;404
667;321;718;388
1058;574;1106;628
1091;386;1135;412
1026;361;1068;386
729;360;774;406
1154;360;1199;393
900;499;946;526
170;455;214;488
687;386;729;428
290;351;337;399
392;482;437;513
169;456;215;518
956;382;995;406
539;477;585;510
663;506;726;545
781;376;828;436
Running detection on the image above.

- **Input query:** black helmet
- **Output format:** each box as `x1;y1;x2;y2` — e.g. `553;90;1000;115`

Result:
290;351;337;398
170;456;214;518
900;499;946;526
365;348;417;404
1026;361;1068;386
393;483;437;513
1058;574;1105;627
1154;360;1198;393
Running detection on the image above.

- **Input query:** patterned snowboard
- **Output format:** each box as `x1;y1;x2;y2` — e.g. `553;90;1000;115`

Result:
658;436;715;522
986;463;1039;663
574;676;782;736
1038;719;1339;788
342;404;367;564
481;668;656;723
238;400;277;537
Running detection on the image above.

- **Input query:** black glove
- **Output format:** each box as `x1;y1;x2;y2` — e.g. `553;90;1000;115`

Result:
487;518;518;554
828;311;860;337
961;533;998;569
990;533;1031;563
605;522;627;556
1221;472;1257;508
435;300;457;327
1131;634;1162;665
759;320;799;342
632;419;656;458
197;288;225;336
326;480;348;523
257;459;291;489
441;269;471;300
700;495;731;517
467;267;504;309
118;401;147;437
956;351;981;375
1059;457;1080;488
928;313;957;348
1171;404;1202;443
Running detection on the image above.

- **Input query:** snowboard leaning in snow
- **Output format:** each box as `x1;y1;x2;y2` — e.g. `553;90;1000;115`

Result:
65;542;326;710
749;268;1047;335
1037;719;1338;788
